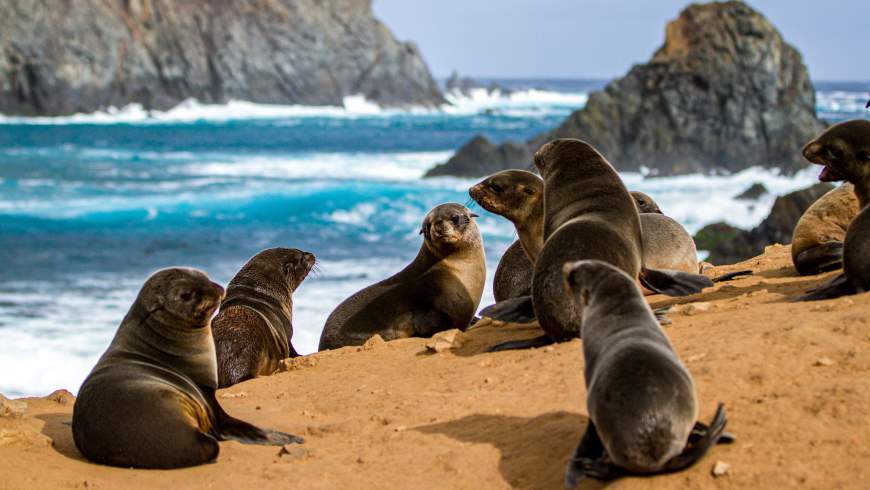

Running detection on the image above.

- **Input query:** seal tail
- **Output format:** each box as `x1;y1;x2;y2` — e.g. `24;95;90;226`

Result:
662;403;729;473
794;242;844;276
639;267;713;296
479;296;536;324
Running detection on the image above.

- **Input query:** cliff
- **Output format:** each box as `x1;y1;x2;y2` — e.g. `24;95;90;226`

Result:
0;0;445;115
428;1;825;178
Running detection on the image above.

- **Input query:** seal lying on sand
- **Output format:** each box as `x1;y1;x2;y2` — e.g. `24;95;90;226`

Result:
791;183;859;275
319;203;486;350
562;260;731;486
213;248;316;388
470;172;700;301
73;268;302;469
800;119;870;300
480;139;712;350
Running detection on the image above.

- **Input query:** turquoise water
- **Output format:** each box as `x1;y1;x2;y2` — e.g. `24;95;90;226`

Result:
0;79;867;396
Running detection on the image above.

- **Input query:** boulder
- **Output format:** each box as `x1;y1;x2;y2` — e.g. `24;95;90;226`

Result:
429;1;825;177
735;183;770;200
424;136;532;178
0;0;445;115
699;183;834;264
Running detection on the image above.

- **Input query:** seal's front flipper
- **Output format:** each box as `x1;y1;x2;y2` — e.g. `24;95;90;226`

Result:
799;273;856;301
794;242;844;276
640;268;713;297
712;270;753;282
690;420;735;444
653;306;672;325
479;296;536;324
564;422;606;488
486;334;553;352
662;403;728;473
206;389;304;446
577;457;625;481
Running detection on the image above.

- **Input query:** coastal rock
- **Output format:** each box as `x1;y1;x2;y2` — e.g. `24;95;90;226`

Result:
429;1;824;177
424;136;532;178
0;394;26;418
0;0;444;115
699;183;834;264
445;71;512;96
735;183;769;200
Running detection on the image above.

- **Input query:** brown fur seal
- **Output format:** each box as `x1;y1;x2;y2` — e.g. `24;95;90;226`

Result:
73;268;302;469
800;119;870;300
318;203;486;350
561;260;730;486
480;139;712;350
492;241;533;301
469;170;542;301
213;248;316;388
791;183;859;275
631;191;663;214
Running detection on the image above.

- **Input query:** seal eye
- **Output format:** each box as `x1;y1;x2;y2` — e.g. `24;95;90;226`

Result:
489;183;504;193
450;215;462;225
857;150;870;162
180;291;194;302
826;146;843;161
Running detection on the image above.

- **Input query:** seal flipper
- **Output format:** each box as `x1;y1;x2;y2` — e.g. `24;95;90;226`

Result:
794;242;844;275
799;273;857;301
204;389;304;446
565;421;606;489
661;403;729;473
640;267;713;296
487;334;554;352
479;295;536;324
712;270;753;282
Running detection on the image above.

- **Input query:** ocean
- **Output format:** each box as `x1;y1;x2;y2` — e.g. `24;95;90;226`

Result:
1;79;867;397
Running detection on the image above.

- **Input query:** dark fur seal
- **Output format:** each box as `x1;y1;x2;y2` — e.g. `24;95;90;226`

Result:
480;139;712;349
470;170;542;301
800;119;870;300
318;203;485;350
791;183;859;275
213;248;316;388
72;268;302;469
562;260;730;486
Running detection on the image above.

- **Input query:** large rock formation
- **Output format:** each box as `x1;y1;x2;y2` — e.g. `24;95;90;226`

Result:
429;1;825;178
0;0;444;115
696;183;833;264
425;136;532;178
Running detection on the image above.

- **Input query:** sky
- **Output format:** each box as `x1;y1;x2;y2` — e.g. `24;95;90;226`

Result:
373;0;870;81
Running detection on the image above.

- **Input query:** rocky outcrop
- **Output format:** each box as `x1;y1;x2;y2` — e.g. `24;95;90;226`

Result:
445;71;511;96
697;183;833;264
735;183;769;200
0;0;444;115
424;136;532;178
430;1;825;177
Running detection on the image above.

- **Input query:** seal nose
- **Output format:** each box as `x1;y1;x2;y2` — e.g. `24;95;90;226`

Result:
211;282;225;299
301;252;316;268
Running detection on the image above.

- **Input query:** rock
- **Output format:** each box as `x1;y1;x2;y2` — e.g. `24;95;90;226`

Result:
218;391;247;399
814;357;835;367
278;355;319;371
700;183;834;264
45;389;75;406
735;183;769;200
712;460;731;477
0;428;52;447
445;71;512;97
361;334;386;351
0;394;26;418
428;1;824;177
673;302;712;316
425;329;466;353
424;136;533;178
0;0;444;115
278;445;308;461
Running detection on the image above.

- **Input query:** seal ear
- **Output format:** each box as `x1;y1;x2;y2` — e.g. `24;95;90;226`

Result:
469;213;479;218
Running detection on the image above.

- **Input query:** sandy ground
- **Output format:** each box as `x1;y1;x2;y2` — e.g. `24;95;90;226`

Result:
1;243;869;489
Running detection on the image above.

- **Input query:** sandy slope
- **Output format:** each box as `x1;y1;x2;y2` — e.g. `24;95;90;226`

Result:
1;244;869;489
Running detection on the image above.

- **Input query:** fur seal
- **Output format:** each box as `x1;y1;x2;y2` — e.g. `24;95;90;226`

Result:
791;183;859;275
800;119;870;300
478;141;711;350
73;268;302;469
319;203;486;350
492;241;533;301
631;191;663;214
213;248;316;388
561;260;730;486
470;172;700;286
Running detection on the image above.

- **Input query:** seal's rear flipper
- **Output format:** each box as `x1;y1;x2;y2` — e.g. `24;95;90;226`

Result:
640;268;713;297
653;306;672;325
564;422;606;488
794;242;844;276
712;270;753;282
479;296;536;324
206;389;304;446
487;334;553;352
798;273;857;301
662;403;728;473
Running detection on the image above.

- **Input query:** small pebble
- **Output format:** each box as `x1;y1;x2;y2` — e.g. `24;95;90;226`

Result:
814;357;834;367
712;460;731;477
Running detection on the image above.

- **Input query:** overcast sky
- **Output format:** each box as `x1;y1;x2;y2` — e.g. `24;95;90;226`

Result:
373;0;869;81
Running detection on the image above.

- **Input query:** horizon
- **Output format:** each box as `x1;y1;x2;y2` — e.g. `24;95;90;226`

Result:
374;0;870;83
